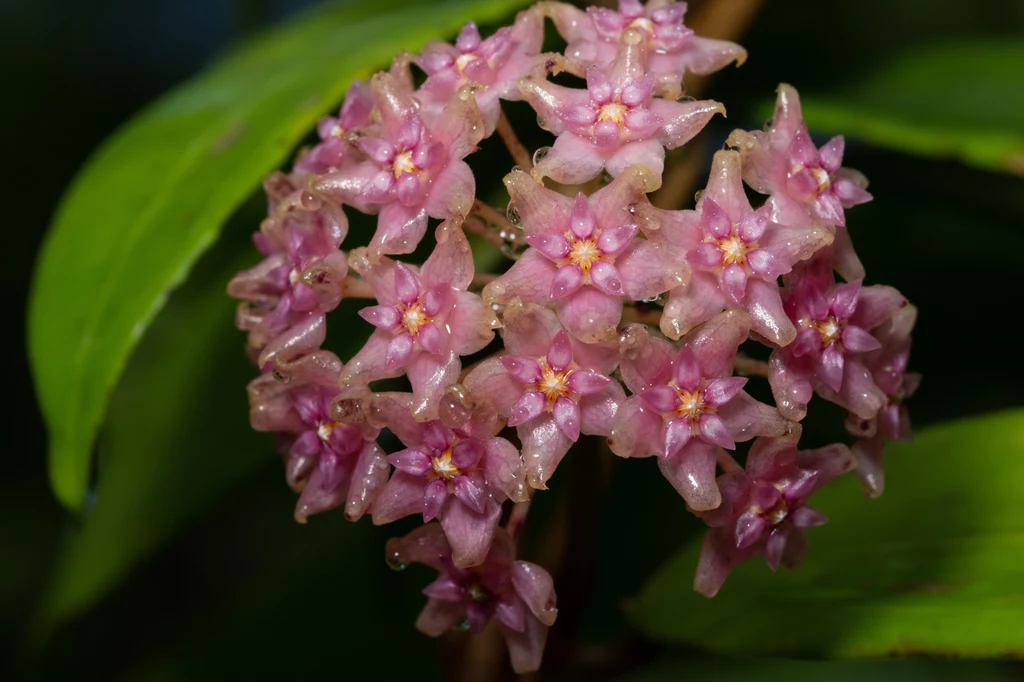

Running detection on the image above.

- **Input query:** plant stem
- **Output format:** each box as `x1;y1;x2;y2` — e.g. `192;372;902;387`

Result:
496;108;533;171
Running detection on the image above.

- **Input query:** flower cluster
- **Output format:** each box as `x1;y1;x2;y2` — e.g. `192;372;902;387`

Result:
229;0;917;672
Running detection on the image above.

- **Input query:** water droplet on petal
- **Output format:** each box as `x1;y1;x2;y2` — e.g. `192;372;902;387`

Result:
385;553;408;571
532;146;551;165
694;189;704;203
677;95;696;103
506;205;522;227
510;165;523;174
452;619;471;632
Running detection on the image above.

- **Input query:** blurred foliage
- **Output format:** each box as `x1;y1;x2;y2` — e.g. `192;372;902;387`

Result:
799;42;1024;176
10;0;1024;680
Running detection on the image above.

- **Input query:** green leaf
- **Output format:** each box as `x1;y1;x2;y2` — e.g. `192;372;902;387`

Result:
28;0;529;512
798;42;1024;176
631;409;1024;658
29;244;269;643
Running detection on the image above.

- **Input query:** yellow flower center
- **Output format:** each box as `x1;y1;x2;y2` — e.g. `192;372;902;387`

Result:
628;17;655;35
317;420;340;443
717;235;751;266
673;386;708;424
564;231;609;278
808;316;842;346
597;101;628;127
393;150;419;178
537;362;573;407
400;301;431;337
431;448;461;481
455;53;479;75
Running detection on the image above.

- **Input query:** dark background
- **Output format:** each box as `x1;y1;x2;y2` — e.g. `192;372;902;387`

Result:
5;0;1024;680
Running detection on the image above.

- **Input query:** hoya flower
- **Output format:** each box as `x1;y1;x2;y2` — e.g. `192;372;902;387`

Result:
483;167;685;342
293;79;374;176
386;524;557;673
546;0;747;98
464;300;623;489
338;221;499;421
416;7;548;135
313;71;483;260
228;186;348;370
369;392;527;567
608;311;787;510
694;428;854;597
245;351;389;523
728;84;873;281
769;256;907;422
637;149;831;344
845;304;920;497
521;27;723;187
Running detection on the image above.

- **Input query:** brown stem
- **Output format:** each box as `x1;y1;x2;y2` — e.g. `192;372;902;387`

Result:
496;108;533;171
464;215;509;252
621;304;663;326
506;499;532;541
733;354;769;377
472;199;515;233
685;0;766;99
716;449;744;475
340;276;375;299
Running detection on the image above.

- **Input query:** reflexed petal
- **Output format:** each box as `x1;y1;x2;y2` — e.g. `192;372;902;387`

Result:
453;475;488;514
703;377;748;407
764;528;788;570
494;598;527;633
422;576;465;602
509;391;547;427
441;497;502;567
415;598;465;637
819;345;845;392
642;385;679;414
590;260;625;295
423;478;449;521
552;396;581;441
550;264;584;299
579;380;625;436
735;511;767;549
546;330;574;372
673;346;702;391
663;418;693;458
358;304;401;329
607;395;663;458
842;325;882;353
791;506;828;528
526;233;571;260
719;262;748;304
556;286;622;343
570;192;596;238
567;369;611;395
385;332;416;370
518;415;572;489
421;284;453;317
387;448;431;476
617;240;688;301
503;167;573;237
686;309;751;378
372;471;428;524
501;355;543;385
701;198;731;239
658;441;721;511
597;224;639;255
394;262;423;305
699;413;736;449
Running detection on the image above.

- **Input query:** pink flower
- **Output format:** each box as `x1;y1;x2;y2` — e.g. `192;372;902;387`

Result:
483;167;685;342
313;71;483;260
728;84;873;281
769;256;908;422
369;393;527;567
228;185;348;370
292;79;374;176
386;524;557;673
416;7;548;135
638;150;832;344
338;221;499;421
846;304;920;497
245;351;389;523
464;300;623;488
546;0;747;98
609;311;788;510
521;27;723;187
694;428;853;596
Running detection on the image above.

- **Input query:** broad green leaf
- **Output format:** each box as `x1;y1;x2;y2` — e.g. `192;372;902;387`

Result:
618;654;1015;682
631;409;1024;658
799;42;1024;176
28;0;529;512
29;244;269;642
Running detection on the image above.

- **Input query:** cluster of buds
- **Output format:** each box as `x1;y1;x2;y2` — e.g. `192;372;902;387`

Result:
228;0;917;672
